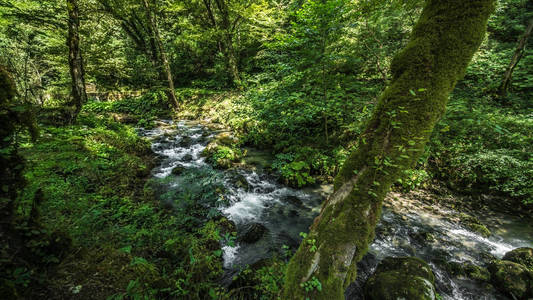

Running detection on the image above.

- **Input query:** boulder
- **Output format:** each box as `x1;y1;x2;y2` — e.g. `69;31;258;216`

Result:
283;195;304;208
410;230;436;246
239;223;268;244
503;247;533;270
441;261;490;282
227;172;250;190
364;256;436;300
179;136;193;147
488;259;533;299
456;213;491;237
182;154;193;162
171;166;186;175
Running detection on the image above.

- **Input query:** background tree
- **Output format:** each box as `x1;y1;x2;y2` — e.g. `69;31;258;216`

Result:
98;0;179;108
499;17;533;97
66;0;87;121
282;0;495;298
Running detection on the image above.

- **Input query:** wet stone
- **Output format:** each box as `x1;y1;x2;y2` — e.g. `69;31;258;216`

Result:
239;223;268;244
171;166;186;175
182;154;193;162
364;257;436;300
488;259;533;299
503;247;533;270
179;136;193;147
283;195;304;208
227;172;250;190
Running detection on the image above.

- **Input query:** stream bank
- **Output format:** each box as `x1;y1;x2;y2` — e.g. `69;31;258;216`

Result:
140;119;533;300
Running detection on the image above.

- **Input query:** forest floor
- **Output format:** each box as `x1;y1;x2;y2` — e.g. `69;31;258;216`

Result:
15;91;532;299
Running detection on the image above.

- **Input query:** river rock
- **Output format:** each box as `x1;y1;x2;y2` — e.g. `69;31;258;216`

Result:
488;259;533;299
503;247;533;270
179;136;193;147
456;213;491;237
227;172;250;190
441;261;491;282
410;230;436;246
239;223;268;244
283;195;304;208
364;256;436;300
171;166;186;175
182;154;193;162
345;253;379;300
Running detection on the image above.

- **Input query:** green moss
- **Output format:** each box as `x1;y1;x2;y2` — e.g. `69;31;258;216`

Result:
365;272;435;300
488;260;533;299
364;257;436;300
503;248;533;270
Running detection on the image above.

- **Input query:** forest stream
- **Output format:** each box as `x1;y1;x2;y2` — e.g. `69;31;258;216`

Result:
139;120;533;300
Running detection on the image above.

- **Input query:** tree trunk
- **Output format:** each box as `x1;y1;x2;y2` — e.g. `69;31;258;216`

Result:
499;17;533;97
142;0;179;109
66;0;87;122
214;0;240;86
282;1;495;299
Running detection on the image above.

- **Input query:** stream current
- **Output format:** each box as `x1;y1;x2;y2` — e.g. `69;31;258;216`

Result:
139;120;532;300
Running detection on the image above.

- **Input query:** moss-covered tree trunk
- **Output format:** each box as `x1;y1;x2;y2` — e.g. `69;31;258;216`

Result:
282;1;495;299
66;0;87;122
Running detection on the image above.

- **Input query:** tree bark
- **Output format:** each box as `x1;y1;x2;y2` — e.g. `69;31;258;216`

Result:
66;0;87;122
282;1;495;299
499;17;533;97
142;0;179;109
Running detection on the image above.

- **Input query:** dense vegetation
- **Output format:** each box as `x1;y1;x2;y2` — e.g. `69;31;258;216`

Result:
0;0;532;299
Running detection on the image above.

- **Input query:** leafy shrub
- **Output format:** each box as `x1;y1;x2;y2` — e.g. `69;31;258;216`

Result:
448;150;532;203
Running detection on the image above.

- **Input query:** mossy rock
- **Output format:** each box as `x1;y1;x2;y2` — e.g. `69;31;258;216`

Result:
203;142;242;169
503;248;533;270
215;132;238;145
374;257;435;282
182;154;193;162
364;257;436;300
488;259;533;299
238;223;268;244
468;223;491;238
171;166;186;175
227;171;250;190
462;263;491;282
456;213;491;237
179;136;194;147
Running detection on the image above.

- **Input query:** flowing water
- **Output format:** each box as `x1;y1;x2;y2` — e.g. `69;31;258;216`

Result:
139;120;532;300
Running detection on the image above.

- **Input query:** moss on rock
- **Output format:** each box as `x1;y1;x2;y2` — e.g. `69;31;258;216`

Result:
364;257;436;300
503;248;533;270
488;259;533;299
456;213;491;237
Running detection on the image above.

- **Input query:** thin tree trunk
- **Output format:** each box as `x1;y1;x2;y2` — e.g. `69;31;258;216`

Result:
66;0;87;122
214;0;240;86
142;0;179;109
499;17;533;97
282;1;495;299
